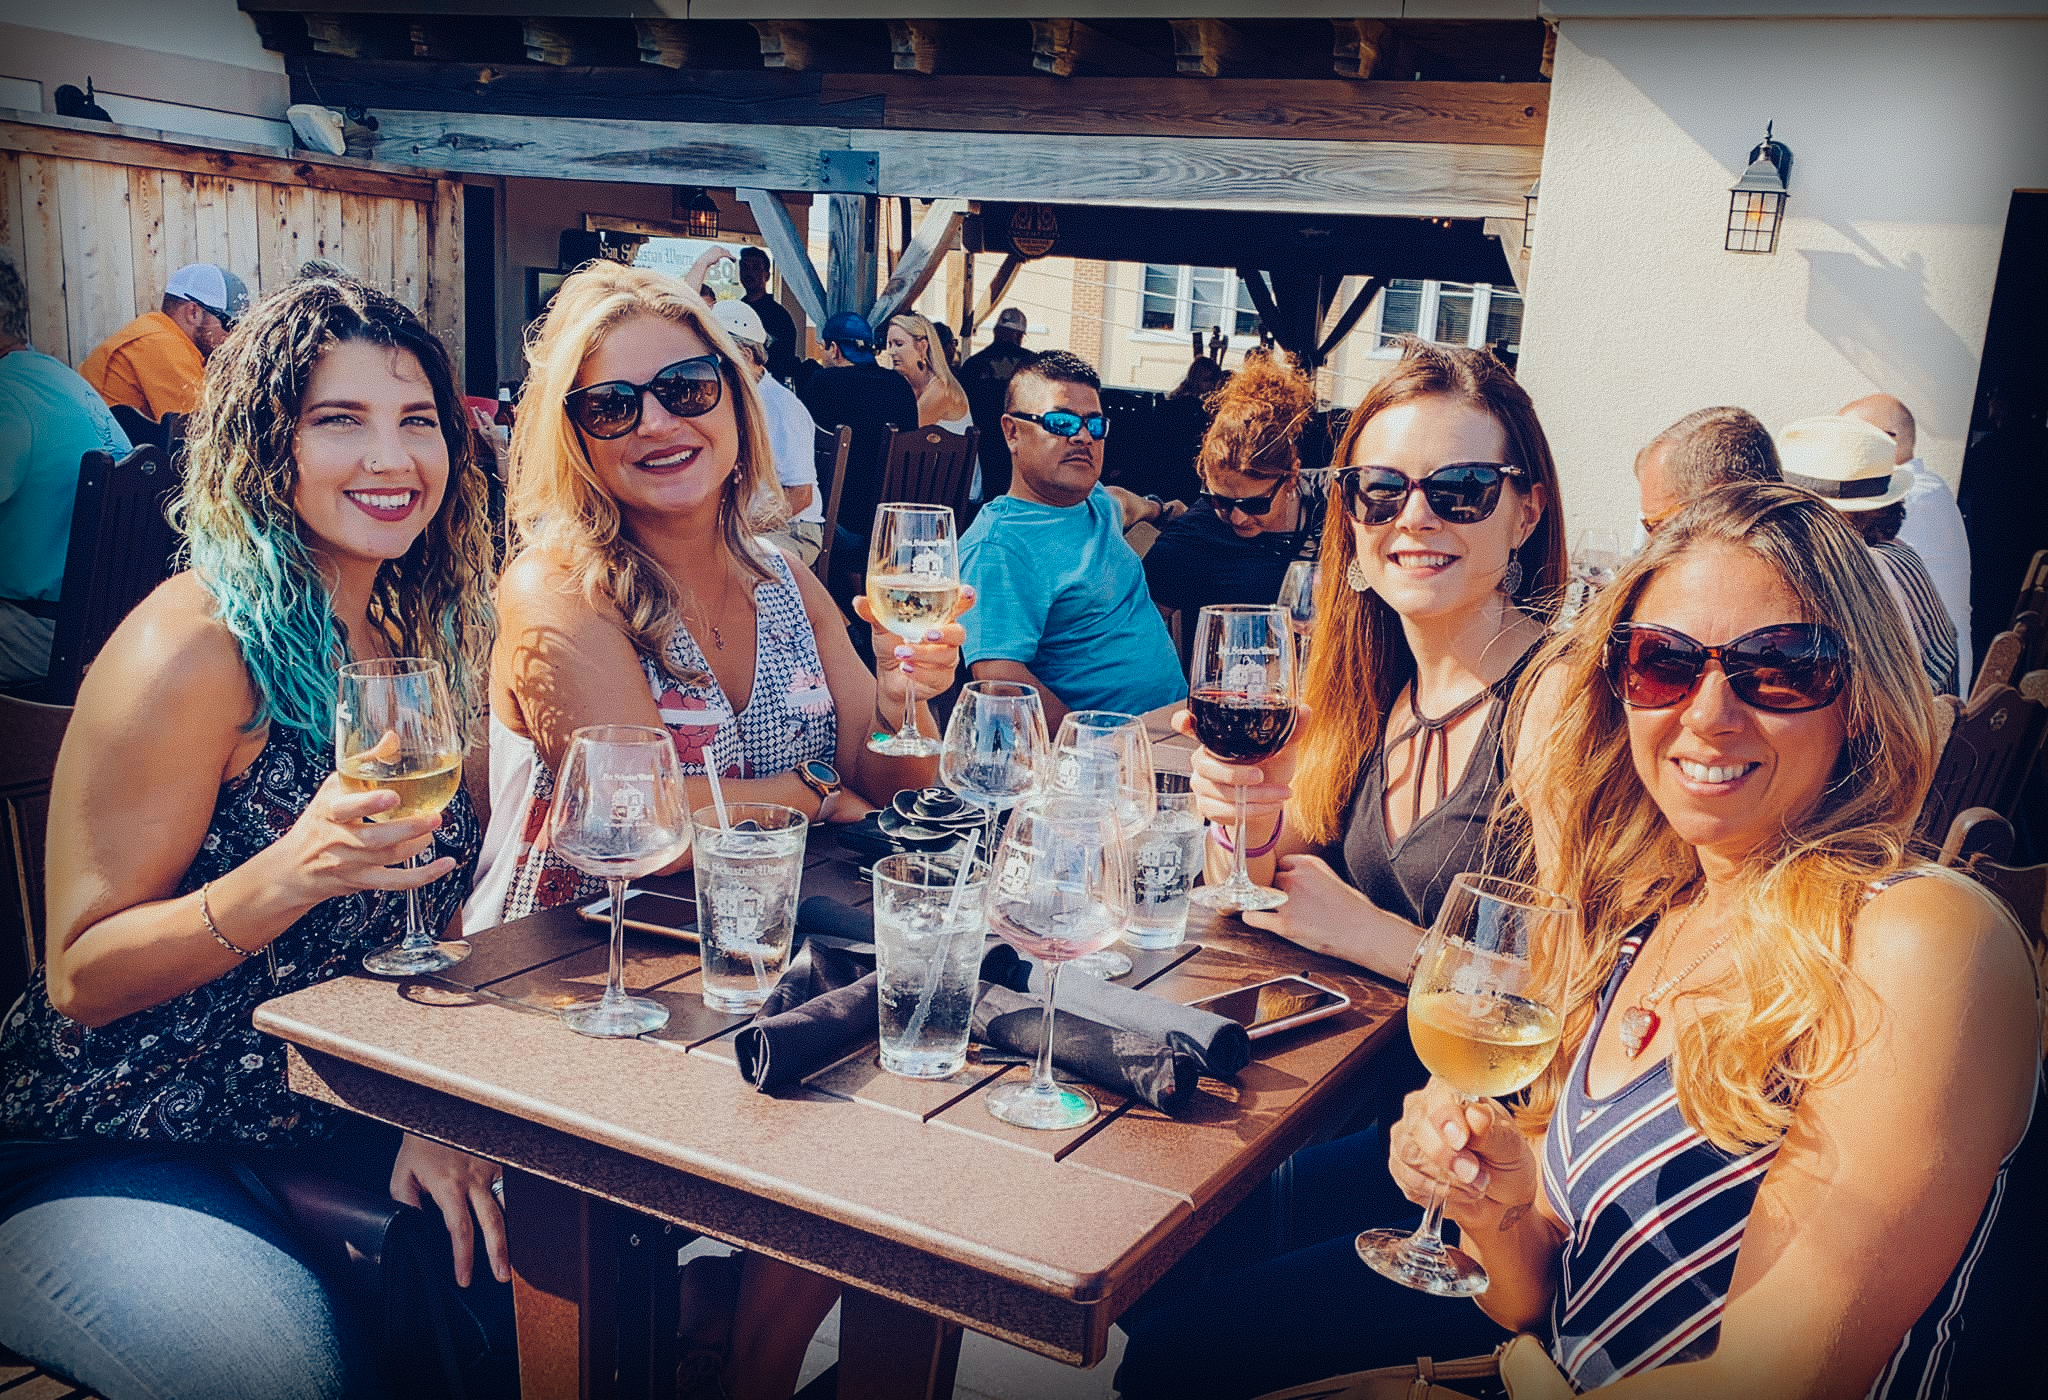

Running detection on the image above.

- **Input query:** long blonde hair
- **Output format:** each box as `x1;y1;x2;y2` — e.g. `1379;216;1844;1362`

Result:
885;312;968;423
1293;342;1567;844
1508;483;1946;1153
508;261;779;669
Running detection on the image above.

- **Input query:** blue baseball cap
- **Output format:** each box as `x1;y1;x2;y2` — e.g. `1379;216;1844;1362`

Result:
821;311;876;362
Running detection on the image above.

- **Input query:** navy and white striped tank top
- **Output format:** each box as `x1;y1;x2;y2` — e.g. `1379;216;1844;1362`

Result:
1543;914;2025;1395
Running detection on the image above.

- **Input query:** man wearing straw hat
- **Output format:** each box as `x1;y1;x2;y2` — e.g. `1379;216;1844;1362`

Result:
1777;414;1960;697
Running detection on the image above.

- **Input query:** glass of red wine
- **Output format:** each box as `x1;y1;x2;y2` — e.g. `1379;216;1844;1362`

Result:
1186;604;1297;914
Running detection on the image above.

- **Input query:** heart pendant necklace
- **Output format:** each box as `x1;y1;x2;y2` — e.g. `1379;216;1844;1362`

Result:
1619;899;1735;1058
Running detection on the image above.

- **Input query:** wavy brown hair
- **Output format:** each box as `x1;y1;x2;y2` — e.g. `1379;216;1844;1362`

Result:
508;261;778;674
1506;483;1956;1153
173;276;494;738
1194;350;1316;484
1292;340;1567;844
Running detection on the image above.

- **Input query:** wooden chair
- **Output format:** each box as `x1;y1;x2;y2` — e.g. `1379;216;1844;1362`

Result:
1916;671;2048;844
41;445;182;706
876;424;978;521
1;694;71;1010
1939;807;2018;870
109;403;167;451
810;425;852;585
1972;611;2039;701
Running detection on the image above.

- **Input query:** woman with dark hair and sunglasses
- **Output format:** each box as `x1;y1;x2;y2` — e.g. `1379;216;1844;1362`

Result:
470;260;965;1400
1140;350;1327;620
0;278;511;1396
1357;481;2038;1398
1120;339;1566;1398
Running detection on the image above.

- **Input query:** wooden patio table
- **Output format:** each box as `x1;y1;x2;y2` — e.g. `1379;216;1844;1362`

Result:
252;713;1406;1400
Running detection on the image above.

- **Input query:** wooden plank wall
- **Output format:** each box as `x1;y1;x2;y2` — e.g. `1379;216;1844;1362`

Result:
0;119;463;382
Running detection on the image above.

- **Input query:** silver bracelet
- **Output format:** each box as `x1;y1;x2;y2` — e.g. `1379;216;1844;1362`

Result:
199;881;260;959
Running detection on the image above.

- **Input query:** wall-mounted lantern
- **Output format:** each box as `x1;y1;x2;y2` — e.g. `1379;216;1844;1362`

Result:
1726;124;1791;254
1522;177;1540;251
676;187;721;240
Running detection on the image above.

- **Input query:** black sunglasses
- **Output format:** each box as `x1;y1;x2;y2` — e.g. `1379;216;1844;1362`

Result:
1007;410;1109;441
563;355;725;440
1336;462;1524;526
1200;484;1288;517
1604;622;1849;713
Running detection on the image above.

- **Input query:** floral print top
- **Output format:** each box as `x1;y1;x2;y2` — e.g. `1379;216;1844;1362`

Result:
0;722;480;1147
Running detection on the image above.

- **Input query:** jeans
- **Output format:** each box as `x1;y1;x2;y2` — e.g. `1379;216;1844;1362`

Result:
0;1126;514;1400
1115;1126;1511;1400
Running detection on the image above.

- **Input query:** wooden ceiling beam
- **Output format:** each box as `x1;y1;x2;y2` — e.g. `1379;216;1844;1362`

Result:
301;14;408;61
1169;19;1254;79
873;197;969;325
1330;19;1393;80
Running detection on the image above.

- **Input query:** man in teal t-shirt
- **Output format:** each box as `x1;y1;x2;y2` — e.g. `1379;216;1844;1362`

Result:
960;350;1186;731
0;259;132;687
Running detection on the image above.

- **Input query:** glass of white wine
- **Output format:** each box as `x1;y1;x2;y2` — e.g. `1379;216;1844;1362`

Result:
547;726;693;1037
338;657;469;977
1356;872;1577;1296
866;503;958;758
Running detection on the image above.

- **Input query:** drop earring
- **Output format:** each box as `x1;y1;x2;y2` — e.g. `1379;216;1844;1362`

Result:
1499;550;1524;596
1345;558;1372;594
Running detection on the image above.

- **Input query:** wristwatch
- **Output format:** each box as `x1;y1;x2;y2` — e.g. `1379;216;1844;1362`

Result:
794;758;842;807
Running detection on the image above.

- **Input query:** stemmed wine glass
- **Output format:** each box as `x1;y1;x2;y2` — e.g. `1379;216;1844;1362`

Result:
338;658;469;976
983;795;1133;1130
546;725;694;1038
1566;527;1623;621
1278;559;1319;680
940;680;1049;857
1186;605;1297;914
866;504;958;758
1355;873;1577;1296
1049;711;1153;978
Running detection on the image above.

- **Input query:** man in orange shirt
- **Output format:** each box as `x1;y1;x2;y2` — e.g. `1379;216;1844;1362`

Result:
79;263;249;420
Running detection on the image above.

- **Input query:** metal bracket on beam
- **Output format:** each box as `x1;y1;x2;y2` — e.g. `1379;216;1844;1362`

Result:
818;150;878;194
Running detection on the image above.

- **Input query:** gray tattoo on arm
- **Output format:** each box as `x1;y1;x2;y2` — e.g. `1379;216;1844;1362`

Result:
1497;1202;1531;1232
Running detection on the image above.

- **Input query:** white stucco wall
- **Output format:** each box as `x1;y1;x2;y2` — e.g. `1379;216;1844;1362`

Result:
1516;17;2048;538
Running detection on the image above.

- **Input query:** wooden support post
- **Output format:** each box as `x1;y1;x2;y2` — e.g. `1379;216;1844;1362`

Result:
827;193;877;319
736;188;827;330
837;1288;963;1400
874;197;967;326
953;248;974;345
1331;19;1391;80
1540;22;1559;81
425;176;464;390
504;1171;621;1400
1315;274;1389;363
1483;218;1529;293
969;252;1023;330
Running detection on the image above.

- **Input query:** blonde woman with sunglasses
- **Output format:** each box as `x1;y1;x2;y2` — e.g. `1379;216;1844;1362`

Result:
882;312;971;431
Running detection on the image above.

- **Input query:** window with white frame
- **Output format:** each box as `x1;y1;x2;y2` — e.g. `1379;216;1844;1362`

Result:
1140;265;1263;339
1373;279;1523;356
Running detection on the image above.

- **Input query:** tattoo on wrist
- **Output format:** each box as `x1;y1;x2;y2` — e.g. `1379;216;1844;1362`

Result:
1497;1202;1530;1232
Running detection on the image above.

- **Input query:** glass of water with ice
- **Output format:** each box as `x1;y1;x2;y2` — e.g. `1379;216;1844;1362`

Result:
692;803;808;1013
1127;772;1204;950
872;851;988;1079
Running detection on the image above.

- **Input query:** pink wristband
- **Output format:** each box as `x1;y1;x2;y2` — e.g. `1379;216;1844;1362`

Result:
1211;816;1283;860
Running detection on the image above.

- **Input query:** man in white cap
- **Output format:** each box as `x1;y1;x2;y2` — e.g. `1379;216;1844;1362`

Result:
1839;393;1972;692
1778;414;1960;697
712;298;825;565
80;262;250;421
959;306;1037;500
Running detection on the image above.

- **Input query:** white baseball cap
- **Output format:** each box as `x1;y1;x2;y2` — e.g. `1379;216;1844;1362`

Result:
996;307;1028;331
711;298;769;346
165;263;251;324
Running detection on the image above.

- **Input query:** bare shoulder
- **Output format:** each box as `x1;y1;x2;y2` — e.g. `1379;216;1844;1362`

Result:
1854;868;2036;1030
77;573;254;723
496;546;619;635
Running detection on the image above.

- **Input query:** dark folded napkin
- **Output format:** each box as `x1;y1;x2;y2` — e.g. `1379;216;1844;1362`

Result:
793;896;877;957
731;937;877;1093
972;985;1202;1115
982;943;1251;1079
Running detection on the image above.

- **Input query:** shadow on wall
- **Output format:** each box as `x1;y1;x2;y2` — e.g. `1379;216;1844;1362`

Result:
1799;249;1981;441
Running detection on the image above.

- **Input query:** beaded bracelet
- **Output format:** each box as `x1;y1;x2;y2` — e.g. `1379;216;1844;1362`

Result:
199;881;259;959
1209;815;1284;860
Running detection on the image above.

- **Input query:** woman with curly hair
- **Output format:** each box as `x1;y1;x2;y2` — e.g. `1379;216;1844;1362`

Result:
0;277;509;1397
1141;350;1326;618
882;311;971;431
1370;482;2039;1396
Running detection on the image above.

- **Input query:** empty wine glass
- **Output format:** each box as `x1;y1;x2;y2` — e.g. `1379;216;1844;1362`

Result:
1050;711;1153;978
338;658;469;977
983;795;1133;1130
1186;605;1297;914
866;504;958;757
1567;527;1623;621
1355;873;1577;1296
940;680;1049;855
1278;559;1319;679
547;725;694;1037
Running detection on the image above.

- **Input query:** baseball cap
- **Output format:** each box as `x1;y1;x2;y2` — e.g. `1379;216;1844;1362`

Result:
711;299;769;346
995;307;1028;331
166;263;251;326
821;311;876;363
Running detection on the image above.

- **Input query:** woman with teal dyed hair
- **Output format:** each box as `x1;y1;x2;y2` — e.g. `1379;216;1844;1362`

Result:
0;277;515;1397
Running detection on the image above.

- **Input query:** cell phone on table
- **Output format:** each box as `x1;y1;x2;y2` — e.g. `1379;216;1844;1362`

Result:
578;888;697;941
1188;976;1349;1039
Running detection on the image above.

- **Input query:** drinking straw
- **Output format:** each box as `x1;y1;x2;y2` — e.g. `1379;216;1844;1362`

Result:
944;826;981;921
702;739;731;829
904;830;981;1051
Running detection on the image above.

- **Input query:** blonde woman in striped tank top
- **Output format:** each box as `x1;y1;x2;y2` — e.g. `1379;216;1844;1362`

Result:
476;262;968;1400
1384;485;2038;1397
